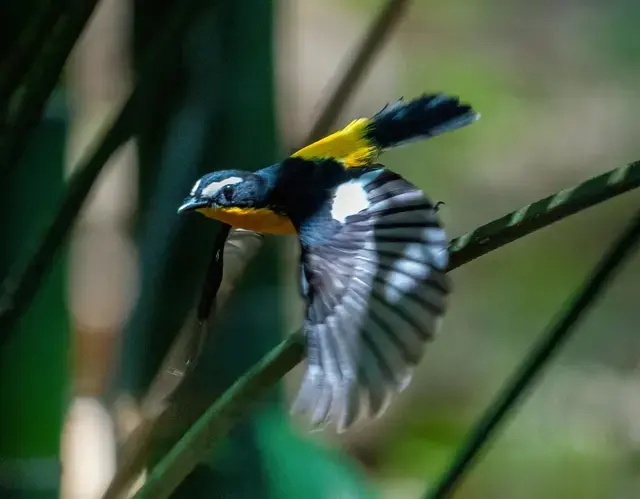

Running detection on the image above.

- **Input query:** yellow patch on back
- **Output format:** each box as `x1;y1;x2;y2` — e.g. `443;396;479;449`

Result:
197;206;296;235
291;118;380;167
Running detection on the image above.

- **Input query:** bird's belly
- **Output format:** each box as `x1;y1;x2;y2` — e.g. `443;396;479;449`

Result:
197;207;297;234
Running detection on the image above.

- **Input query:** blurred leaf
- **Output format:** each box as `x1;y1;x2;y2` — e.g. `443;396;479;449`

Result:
375;410;473;478
116;0;221;398
380;406;620;499
255;410;378;499
0;93;69;498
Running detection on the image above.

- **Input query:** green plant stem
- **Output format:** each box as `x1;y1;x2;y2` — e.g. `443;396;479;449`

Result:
0;99;135;343
448;159;640;270
0;110;70;499
303;0;410;144
0;0;101;180
424;207;640;499
131;332;306;499
0;0;213;346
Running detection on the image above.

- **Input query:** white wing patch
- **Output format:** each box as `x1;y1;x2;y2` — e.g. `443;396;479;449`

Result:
331;181;370;224
201;176;244;197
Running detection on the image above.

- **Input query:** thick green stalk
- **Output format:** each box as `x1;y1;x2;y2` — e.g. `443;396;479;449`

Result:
0;0;215;348
0;0;101;180
0;99;69;499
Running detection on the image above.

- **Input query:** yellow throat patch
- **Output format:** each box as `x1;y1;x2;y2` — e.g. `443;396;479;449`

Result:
197;206;296;235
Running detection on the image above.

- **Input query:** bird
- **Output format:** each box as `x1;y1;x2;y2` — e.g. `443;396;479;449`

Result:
178;93;480;432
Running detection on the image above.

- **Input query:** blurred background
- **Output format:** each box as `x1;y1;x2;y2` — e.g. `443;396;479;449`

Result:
1;0;640;498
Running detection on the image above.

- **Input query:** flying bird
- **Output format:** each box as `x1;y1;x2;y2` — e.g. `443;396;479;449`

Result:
178;93;480;432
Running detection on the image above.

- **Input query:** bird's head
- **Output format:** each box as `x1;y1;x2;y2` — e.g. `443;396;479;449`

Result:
177;169;295;234
178;170;265;214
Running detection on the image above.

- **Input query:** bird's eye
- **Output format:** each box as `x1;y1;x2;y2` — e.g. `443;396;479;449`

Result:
222;184;235;201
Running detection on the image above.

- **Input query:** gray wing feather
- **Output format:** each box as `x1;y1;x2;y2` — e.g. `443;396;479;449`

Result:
291;169;451;432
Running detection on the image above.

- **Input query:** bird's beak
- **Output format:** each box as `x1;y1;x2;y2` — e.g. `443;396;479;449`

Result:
177;196;209;214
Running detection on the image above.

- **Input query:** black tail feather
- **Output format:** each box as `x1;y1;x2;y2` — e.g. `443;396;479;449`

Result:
365;93;479;150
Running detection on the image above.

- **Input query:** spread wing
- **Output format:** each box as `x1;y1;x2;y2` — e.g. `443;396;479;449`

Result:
291;169;451;432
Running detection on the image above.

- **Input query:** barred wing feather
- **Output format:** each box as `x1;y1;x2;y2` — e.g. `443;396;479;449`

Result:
291;170;451;432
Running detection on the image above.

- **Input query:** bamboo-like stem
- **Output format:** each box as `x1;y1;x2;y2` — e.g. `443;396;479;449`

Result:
447;159;640;270
130;159;640;498
0;0;214;345
0;0;101;180
0;94;135;343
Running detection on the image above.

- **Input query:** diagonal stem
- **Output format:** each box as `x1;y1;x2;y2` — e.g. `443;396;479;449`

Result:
0;96;136;341
132;332;306;499
303;0;411;144
0;0;101;180
447;160;640;270
424;207;640;499
0;0;216;345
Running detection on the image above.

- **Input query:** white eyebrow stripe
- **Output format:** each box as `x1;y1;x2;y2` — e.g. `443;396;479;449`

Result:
201;176;244;197
190;178;202;196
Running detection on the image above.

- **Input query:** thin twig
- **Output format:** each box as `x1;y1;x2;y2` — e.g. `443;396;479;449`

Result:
424;208;640;499
143;229;264;416
0;0;101;180
187;223;232;369
304;0;410;144
0;0;214;345
130;159;640;498
102;231;265;499
196;225;231;323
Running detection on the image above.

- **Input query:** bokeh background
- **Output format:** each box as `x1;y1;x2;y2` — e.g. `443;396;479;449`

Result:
1;0;640;498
